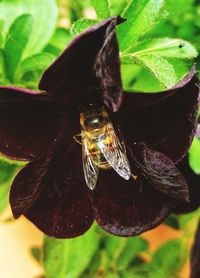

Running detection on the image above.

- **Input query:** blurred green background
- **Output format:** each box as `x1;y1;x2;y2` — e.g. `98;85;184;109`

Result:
0;0;200;277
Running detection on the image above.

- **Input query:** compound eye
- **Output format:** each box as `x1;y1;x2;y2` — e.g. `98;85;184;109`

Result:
85;115;107;129
91;118;100;126
84;117;99;128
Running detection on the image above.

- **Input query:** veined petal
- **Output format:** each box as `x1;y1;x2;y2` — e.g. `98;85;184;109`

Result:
10;153;51;218
10;140;94;238
91;170;175;237
117;69;199;163
131;143;189;202
39;16;125;112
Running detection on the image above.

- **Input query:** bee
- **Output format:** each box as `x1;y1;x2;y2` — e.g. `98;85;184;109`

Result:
74;103;131;190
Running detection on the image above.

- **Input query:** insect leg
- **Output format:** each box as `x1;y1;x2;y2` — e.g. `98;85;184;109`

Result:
73;133;82;145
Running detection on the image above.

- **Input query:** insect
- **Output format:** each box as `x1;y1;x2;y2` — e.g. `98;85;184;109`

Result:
74;103;131;190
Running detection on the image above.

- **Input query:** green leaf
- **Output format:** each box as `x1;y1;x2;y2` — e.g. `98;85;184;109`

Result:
43;225;100;278
121;64;142;91
104;272;120;278
122;53;178;88
0;160;19;214
104;236;148;270
189;138;200;174
150;239;182;278
0;49;6;84
121;258;150;278
4;14;32;81
0;160;17;184
165;0;194;20
178;208;200;229
16;52;56;85
109;0;128;16
48;28;71;49
0;0;58;57
91;0;110;18
127;38;198;59
0;33;3;48
0;180;11;214
122;58;191;92
117;0;165;51
104;236;122;258
82;252;101;278
121;38;197;88
0;19;4;33
44;28;72;56
0;155;27;167
121;269;148;278
71;19;99;36
129;67;165;92
116;237;148;268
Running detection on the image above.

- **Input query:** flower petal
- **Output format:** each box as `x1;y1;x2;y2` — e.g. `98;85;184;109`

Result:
39;16;124;112
10;140;94;238
117;69;199;162
91;170;175;237
174;156;200;214
0;86;66;161
131;143;189;202
10;154;50;218
0;85;47;102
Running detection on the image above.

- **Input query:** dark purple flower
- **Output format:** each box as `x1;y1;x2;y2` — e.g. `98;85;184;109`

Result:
0;16;199;238
191;221;200;278
174;156;200;214
175;128;200;214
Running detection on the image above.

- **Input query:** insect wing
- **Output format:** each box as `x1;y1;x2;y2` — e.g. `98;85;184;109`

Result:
82;140;99;190
99;123;131;180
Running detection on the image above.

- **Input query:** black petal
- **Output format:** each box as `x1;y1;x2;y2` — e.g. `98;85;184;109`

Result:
131;143;189;202
175;156;200;214
117;69;199;163
0;86;63;160
10;130;94;238
90;169;175;237
39;16;125;112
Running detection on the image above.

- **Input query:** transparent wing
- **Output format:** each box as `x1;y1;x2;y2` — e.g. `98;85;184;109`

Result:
99;123;131;180
82;141;99;190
